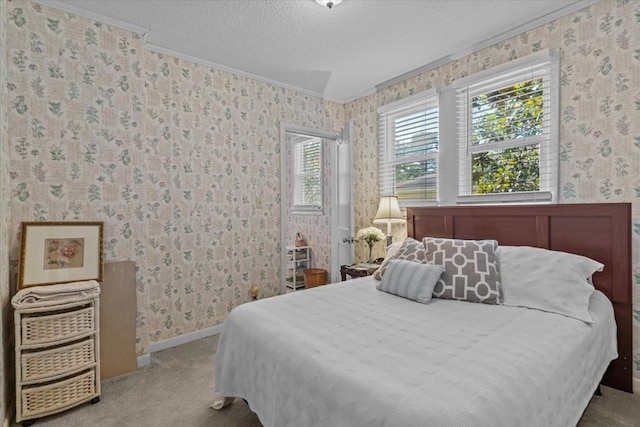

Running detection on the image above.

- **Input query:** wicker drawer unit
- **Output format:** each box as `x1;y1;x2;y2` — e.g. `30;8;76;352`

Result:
21;306;95;346
20;370;96;420
21;338;96;382
14;298;101;425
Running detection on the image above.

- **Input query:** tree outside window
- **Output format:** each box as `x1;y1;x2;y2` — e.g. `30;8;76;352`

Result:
470;79;543;194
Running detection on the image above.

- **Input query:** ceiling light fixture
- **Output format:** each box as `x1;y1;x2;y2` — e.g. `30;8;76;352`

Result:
315;0;342;9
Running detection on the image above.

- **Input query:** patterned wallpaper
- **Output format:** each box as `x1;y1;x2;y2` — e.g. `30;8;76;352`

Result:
0;0;10;418
2;0;639;386
4;1;342;356
346;0;640;382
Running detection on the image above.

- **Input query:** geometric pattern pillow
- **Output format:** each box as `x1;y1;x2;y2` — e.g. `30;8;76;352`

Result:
372;238;425;281
423;237;501;305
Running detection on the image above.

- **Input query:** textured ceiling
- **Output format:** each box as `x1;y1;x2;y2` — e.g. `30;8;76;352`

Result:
46;0;595;102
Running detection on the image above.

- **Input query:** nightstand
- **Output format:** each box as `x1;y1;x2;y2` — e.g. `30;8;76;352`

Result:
340;260;382;281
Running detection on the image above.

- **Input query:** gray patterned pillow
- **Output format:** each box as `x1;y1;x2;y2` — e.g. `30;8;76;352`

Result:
372;238;425;280
377;259;445;303
423;237;501;305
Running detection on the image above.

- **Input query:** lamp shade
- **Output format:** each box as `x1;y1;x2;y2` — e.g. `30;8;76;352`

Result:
373;196;404;224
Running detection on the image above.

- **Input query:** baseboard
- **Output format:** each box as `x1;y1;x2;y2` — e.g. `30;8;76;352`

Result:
137;353;151;368
633;377;640;394
136;324;223;368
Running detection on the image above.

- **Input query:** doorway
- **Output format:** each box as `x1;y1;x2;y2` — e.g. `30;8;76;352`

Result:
280;124;353;293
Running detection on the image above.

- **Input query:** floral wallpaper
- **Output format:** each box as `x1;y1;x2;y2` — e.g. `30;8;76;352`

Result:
3;1;343;357
0;0;10;419
346;0;640;383
2;0;639;397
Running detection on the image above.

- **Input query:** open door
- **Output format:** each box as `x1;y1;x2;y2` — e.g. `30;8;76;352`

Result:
281;124;340;294
330;123;354;283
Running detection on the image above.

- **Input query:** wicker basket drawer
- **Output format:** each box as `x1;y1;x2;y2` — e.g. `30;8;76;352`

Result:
21;338;95;382
21;370;96;418
21;307;94;346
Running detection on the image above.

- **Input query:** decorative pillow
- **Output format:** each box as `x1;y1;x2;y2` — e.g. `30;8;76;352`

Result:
497;246;603;323
377;259;445;303
372;238;425;280
423;237;501;305
381;241;402;262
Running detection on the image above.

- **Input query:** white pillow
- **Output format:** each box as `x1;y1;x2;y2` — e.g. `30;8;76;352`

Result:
376;259;445;304
497;246;604;323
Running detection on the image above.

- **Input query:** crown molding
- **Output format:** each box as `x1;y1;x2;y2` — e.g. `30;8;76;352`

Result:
31;0;600;105
30;0;346;103
375;0;599;92
31;0;149;37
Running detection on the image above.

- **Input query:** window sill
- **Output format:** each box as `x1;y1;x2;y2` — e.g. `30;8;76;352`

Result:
291;209;324;216
455;191;554;205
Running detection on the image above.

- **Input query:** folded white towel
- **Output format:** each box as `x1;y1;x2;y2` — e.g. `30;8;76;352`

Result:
12;280;100;309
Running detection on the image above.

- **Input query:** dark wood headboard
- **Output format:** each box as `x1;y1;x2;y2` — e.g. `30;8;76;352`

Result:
406;203;632;393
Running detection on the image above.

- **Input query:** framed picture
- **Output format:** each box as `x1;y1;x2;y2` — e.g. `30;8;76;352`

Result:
18;222;104;289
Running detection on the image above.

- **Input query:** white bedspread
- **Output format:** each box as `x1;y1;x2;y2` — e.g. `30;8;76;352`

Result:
215;277;617;427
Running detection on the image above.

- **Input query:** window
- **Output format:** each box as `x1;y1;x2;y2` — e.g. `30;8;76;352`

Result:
455;50;559;203
377;50;559;206
291;135;323;213
378;89;439;207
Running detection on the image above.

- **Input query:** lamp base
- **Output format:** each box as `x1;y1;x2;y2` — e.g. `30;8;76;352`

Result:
385;234;393;248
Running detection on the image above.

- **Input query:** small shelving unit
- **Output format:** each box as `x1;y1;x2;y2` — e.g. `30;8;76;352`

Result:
285;246;311;290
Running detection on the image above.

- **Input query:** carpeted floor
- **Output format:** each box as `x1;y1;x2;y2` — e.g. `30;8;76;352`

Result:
12;335;640;427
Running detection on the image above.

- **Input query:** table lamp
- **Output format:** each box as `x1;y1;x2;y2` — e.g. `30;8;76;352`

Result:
373;196;405;248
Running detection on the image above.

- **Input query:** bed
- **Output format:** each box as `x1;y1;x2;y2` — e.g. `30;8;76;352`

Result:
214;203;633;426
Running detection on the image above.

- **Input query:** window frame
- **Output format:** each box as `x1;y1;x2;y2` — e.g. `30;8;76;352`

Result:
377;88;440;208
376;50;559;207
452;49;560;204
291;135;324;215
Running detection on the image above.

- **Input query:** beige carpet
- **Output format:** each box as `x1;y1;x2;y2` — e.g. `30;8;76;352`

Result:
13;335;640;427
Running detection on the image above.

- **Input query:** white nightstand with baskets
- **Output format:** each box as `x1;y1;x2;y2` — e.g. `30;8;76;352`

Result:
12;281;101;426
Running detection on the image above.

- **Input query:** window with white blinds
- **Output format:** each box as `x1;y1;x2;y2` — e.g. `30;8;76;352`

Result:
455;49;559;203
291;136;323;213
378;89;439;207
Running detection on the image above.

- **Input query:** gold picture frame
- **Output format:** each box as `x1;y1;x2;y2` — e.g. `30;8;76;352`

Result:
18;221;104;289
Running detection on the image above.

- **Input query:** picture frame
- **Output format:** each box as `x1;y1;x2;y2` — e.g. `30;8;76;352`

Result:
18;221;104;289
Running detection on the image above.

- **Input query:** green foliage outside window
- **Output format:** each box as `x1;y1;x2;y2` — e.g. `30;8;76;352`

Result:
471;79;543;193
302;176;321;205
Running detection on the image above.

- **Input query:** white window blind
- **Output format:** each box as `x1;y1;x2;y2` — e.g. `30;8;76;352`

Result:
455;50;559;203
378;89;439;207
292;136;323;213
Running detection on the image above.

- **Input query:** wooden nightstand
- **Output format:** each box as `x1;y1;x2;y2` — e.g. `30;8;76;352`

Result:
340;260;382;281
